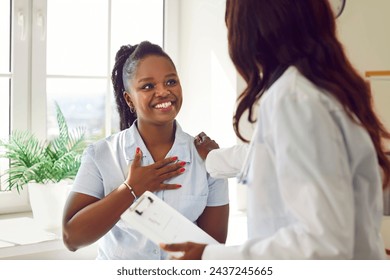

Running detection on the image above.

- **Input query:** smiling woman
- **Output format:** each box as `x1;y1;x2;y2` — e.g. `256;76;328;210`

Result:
61;41;230;260
123;53;183;132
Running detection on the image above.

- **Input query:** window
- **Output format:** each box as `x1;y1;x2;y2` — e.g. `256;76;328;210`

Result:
45;0;164;140
0;0;11;173
0;1;11;141
0;0;164;213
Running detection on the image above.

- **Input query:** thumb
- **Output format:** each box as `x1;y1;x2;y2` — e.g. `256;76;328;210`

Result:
160;242;187;252
132;147;143;167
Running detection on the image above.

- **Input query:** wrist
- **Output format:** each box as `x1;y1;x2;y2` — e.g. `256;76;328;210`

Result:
123;181;137;201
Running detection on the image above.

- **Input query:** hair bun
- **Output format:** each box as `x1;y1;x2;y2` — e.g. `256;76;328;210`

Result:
115;44;137;62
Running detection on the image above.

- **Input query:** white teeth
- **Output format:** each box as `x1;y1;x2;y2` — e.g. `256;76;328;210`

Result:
154;101;172;109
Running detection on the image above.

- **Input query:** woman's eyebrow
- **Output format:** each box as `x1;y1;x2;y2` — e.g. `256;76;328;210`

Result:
165;73;178;78
137;73;178;84
137;77;153;84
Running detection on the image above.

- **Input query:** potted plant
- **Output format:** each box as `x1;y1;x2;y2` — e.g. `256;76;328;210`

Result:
0;102;86;230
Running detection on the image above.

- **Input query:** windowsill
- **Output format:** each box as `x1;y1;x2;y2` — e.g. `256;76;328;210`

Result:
0;212;64;259
1;211;388;259
0;210;247;259
1;211;388;260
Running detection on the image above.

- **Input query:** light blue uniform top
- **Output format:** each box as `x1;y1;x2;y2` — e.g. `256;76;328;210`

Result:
72;121;229;259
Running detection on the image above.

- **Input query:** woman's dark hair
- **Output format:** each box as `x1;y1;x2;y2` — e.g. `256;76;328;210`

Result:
225;0;390;188
111;41;176;130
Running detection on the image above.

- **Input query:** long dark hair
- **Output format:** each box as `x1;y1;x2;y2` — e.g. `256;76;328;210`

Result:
225;0;390;188
111;41;176;130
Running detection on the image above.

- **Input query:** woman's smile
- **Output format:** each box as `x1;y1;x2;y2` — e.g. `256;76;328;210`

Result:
154;101;173;110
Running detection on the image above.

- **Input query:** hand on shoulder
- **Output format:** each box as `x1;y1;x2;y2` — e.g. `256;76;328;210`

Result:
194;132;220;160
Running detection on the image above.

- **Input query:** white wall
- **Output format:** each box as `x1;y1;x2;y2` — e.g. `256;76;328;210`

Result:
337;0;390;145
165;0;247;210
166;0;237;148
337;2;390;248
337;0;390;74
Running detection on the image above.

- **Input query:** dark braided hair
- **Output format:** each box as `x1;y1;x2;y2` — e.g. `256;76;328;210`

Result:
111;41;176;130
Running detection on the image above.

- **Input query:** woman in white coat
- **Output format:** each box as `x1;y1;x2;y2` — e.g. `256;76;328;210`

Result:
161;0;390;259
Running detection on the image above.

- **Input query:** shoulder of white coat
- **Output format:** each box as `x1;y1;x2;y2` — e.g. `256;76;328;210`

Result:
263;66;343;113
265;67;317;103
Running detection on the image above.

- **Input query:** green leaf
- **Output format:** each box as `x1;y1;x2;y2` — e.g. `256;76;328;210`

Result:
0;102;88;192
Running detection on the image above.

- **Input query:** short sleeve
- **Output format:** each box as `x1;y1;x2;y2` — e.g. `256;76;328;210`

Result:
72;144;104;199
206;175;229;207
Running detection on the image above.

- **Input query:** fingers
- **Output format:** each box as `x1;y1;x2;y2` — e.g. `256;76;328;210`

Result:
160;183;182;190
197;131;207;139
160;242;206;260
156;160;186;176
195;132;204;141
194;132;219;149
157;167;185;183
202;138;219;149
131;147;143;167
193;132;220;160
160;243;186;260
153;156;180;169
160;242;188;252
195;132;209;145
131;148;184;172
147;183;181;193
127;148;187;194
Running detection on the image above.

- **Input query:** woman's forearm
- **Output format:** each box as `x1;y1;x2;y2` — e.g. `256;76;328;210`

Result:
62;184;134;251
197;205;230;243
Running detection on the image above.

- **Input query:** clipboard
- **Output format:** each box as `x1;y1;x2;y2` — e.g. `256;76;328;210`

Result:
120;191;219;246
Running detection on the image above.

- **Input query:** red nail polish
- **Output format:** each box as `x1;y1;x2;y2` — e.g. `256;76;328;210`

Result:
179;161;186;166
176;184;182;188
179;168;185;173
172;156;178;161
136;147;140;154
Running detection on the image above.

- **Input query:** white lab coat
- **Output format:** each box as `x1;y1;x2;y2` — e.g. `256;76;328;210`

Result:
202;66;386;259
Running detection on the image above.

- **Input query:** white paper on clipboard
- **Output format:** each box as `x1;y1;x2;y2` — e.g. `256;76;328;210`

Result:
120;191;219;246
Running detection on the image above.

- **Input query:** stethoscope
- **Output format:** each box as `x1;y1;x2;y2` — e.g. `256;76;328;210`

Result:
236;127;258;185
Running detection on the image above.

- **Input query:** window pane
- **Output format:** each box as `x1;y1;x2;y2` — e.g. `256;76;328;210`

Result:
110;91;120;134
0;78;10;191
46;78;107;140
111;0;164;69
0;0;11;73
46;0;108;76
0;78;10;139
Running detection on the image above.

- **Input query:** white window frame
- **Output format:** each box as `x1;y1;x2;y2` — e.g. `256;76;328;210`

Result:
0;0;32;214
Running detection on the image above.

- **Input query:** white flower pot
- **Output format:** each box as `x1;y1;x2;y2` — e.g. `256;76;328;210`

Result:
27;181;72;231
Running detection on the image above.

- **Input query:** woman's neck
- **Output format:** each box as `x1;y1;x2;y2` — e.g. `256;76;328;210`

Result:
136;121;176;161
